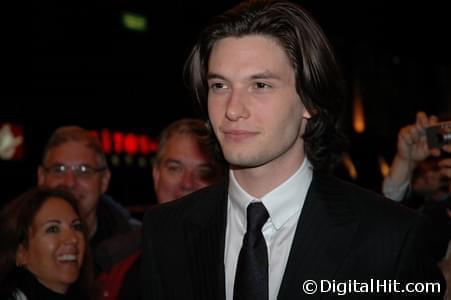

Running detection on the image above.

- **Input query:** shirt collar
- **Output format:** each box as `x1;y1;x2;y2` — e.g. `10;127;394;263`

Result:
229;170;254;225
228;158;313;230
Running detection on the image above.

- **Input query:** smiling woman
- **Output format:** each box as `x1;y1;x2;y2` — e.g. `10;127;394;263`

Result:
0;188;96;300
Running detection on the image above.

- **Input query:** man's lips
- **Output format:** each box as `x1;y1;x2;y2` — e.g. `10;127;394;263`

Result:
221;129;258;141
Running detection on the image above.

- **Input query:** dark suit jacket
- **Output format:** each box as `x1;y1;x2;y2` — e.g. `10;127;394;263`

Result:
141;174;445;299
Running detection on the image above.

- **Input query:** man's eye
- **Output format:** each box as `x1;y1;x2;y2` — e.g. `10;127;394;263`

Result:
197;167;215;181
167;165;182;172
209;82;227;90
255;82;271;89
46;225;60;234
51;165;67;174
168;166;181;172
78;165;94;174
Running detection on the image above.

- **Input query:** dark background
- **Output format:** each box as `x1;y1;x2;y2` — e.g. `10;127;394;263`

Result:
2;0;450;213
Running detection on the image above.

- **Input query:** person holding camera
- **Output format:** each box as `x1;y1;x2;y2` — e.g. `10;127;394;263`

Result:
383;111;451;207
383;111;451;276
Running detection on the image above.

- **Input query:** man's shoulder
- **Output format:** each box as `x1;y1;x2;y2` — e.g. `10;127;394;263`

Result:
311;174;446;259
91;194;142;252
94;228;142;272
143;179;227;229
313;174;423;225
98;194;142;228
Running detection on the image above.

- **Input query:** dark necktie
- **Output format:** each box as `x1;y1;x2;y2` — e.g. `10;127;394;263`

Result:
233;202;269;300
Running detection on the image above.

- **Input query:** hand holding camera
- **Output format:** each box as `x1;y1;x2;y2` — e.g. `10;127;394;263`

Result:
383;112;450;200
396;111;439;164
426;124;451;193
426;121;451;153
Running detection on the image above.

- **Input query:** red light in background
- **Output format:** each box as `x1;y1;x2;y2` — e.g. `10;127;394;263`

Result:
149;140;157;152
92;129;158;158
124;133;138;155
101;129;112;154
139;135;150;155
113;132;124;153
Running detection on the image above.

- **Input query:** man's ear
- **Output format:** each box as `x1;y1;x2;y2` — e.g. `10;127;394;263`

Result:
100;169;111;194
152;165;160;191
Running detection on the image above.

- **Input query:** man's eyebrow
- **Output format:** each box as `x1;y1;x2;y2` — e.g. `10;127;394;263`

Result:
249;71;281;80
207;73;227;81
207;71;282;81
164;159;182;165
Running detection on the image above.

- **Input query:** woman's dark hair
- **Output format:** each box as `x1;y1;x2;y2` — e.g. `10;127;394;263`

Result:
184;0;346;173
0;188;96;300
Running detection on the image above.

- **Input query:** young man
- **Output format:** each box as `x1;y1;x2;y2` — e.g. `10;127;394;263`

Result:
141;1;445;299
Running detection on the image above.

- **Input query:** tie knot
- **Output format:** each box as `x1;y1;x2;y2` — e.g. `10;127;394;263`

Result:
246;202;269;232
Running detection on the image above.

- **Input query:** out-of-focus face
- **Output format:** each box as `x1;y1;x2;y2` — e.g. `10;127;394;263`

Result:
153;134;217;204
16;197;86;294
207;35;310;174
413;159;449;198
37;141;110;232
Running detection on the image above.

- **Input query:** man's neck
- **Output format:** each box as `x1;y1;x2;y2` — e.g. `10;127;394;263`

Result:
232;150;305;199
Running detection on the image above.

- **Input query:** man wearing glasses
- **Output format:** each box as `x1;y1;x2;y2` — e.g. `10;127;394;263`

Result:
37;126;140;270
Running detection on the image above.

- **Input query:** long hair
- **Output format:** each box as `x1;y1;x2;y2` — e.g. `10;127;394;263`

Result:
184;0;346;173
0;188;97;300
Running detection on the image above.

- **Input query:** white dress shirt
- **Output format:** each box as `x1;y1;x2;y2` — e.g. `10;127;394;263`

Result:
224;158;313;300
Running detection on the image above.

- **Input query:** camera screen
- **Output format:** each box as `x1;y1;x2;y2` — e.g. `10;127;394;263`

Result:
425;121;451;149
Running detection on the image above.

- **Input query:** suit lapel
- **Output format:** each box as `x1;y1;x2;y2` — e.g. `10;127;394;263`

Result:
184;179;228;300
278;174;360;299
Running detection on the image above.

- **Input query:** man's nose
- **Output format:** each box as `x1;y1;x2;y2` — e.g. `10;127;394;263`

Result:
180;171;196;191
225;89;250;121
59;170;78;188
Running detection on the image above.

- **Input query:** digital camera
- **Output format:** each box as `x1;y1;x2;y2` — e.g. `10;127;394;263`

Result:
425;121;451;149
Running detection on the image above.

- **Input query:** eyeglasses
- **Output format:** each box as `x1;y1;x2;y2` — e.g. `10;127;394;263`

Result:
42;164;107;179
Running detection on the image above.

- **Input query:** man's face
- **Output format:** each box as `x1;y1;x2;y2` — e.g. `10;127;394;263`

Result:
207;35;310;172
37;141;110;230
153;134;217;204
